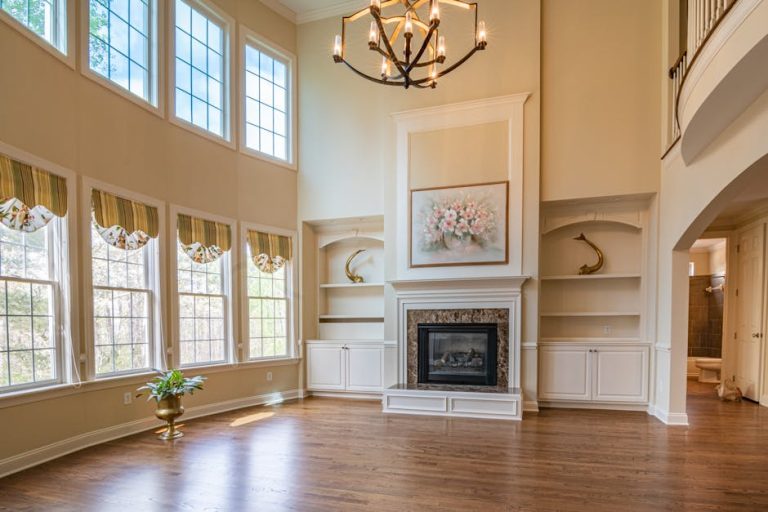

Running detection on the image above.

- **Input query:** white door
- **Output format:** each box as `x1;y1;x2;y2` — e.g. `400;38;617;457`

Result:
592;346;649;403
538;346;591;400
346;345;384;392
307;344;346;391
736;225;765;401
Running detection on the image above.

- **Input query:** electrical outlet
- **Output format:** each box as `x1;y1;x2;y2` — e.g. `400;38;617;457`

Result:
603;325;612;335
123;392;133;405
266;372;273;382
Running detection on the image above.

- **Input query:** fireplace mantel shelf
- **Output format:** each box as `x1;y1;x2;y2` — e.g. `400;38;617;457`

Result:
389;276;530;292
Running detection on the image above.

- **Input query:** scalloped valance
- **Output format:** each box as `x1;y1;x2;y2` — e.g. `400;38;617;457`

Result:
178;214;232;264
247;230;292;273
91;189;159;250
0;154;67;232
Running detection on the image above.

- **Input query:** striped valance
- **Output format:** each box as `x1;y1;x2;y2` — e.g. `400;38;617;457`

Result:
91;189;160;238
247;230;292;273
0;154;68;216
178;214;231;264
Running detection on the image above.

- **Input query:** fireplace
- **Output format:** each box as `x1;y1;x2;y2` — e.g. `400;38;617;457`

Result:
417;323;498;386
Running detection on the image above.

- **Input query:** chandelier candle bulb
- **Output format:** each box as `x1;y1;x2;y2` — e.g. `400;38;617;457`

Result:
381;57;390;78
438;36;446;59
478;21;487;45
333;35;342;58
430;1;440;23
369;21;379;46
405;12;413;35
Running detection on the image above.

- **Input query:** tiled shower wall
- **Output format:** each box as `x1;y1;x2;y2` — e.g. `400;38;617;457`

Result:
688;275;725;358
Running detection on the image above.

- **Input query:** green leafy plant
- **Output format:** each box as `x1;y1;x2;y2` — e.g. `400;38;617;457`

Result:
137;369;206;402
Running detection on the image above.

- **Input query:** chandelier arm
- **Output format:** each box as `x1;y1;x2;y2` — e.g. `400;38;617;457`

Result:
374;14;409;78
338;59;405;86
372;46;437;69
409;45;481;86
405;23;438;74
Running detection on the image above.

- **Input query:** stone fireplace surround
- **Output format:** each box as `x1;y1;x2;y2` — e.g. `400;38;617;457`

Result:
407;309;509;388
383;277;526;421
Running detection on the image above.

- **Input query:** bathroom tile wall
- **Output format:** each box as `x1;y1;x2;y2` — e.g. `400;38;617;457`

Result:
688;275;725;358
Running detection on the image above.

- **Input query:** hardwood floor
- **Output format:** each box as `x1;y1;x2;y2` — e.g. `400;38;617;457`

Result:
1;382;767;511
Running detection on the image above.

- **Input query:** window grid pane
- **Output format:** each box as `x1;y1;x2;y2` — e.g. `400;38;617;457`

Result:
247;249;288;360
174;0;224;137
88;0;151;101
177;241;226;366
91;223;152;376
0;0;56;46
244;43;289;162
0;222;57;391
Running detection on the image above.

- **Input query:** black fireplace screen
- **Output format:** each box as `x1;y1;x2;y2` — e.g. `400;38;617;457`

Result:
417;323;498;386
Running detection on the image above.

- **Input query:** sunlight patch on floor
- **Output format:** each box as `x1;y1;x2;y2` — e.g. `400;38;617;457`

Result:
230;412;275;427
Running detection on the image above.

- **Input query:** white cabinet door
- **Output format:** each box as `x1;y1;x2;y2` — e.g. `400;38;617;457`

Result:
346;345;384;392
539;346;591;400
593;346;649;403
307;345;346;391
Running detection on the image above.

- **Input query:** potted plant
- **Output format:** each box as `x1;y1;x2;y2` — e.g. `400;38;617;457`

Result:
137;369;206;440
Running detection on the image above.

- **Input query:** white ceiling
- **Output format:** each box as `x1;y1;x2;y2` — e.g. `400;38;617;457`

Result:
261;0;368;24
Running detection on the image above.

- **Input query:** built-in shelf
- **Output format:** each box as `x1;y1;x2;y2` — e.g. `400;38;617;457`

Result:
539;337;644;343
318;315;385;323
540;312;641;317
541;274;641;281
319;282;385;289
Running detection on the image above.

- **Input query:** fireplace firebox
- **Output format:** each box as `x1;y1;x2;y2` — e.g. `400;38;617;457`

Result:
417;323;498;386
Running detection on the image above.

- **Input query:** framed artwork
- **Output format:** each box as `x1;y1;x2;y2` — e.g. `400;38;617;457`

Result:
410;181;509;268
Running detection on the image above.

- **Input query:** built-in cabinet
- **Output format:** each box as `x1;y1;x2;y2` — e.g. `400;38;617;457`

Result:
538;198;653;409
304;217;394;397
306;341;388;393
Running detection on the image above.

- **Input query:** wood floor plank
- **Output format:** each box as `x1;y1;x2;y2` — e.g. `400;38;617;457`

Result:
1;381;767;511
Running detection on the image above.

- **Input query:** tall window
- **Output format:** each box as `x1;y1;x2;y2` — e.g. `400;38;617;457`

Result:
244;40;291;163
0;157;69;392
174;0;226;138
175;214;232;367
0;0;65;52
87;0;155;103
0;223;58;390
90;189;159;377
247;255;288;359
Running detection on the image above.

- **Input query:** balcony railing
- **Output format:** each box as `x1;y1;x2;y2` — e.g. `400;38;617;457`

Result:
665;0;739;153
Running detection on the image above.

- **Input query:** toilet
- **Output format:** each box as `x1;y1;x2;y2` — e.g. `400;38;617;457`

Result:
695;358;722;383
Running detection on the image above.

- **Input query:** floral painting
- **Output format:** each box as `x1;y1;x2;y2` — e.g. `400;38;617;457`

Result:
410;181;508;267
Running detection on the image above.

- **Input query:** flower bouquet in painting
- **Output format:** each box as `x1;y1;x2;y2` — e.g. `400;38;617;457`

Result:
411;182;508;267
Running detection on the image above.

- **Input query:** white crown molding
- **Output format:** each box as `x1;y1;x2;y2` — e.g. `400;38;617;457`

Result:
294;1;369;24
259;0;298;23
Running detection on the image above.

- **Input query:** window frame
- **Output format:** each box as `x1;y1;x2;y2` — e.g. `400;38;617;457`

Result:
168;0;235;148
0;0;75;68
0;141;78;395
79;0;165;116
240;222;297;362
169;205;237;369
239;25;297;171
81;178;165;380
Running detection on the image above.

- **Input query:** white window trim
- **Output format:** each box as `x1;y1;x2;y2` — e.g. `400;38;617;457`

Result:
81;178;166;380
0;0;75;68
79;0;165;117
238;25;298;171
168;0;235;148
169;204;237;369
0;141;79;393
240;221;297;362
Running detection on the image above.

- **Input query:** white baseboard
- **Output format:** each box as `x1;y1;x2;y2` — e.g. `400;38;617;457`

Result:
523;400;539;412
538;401;648;412
653;407;690;426
308;391;382;400
0;389;300;479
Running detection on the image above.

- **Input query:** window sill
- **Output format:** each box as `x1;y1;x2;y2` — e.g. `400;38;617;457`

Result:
0;359;299;409
0;9;74;69
80;67;163;119
169;116;236;150
239;145;297;172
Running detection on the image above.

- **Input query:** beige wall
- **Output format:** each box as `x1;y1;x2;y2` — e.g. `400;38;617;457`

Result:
541;0;662;201
0;0;299;462
689;251;710;275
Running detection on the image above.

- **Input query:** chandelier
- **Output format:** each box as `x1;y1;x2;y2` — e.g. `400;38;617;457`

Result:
332;0;487;89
